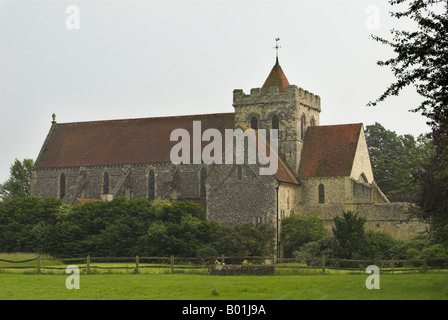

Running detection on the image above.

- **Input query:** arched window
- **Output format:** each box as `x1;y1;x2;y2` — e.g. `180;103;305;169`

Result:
148;169;155;200
300;114;306;140
272;115;279;131
59;173;66;200
310;116;316;127
237;165;243;180
318;184;325;204
200;167;207;199
250;117;258;130
103;171;110;194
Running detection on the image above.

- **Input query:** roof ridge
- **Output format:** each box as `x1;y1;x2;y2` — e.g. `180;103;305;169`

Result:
55;112;235;126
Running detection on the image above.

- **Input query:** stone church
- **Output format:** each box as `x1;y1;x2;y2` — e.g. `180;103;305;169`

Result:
31;57;426;251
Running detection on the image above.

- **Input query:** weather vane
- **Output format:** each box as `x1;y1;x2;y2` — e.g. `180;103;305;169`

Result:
274;38;281;63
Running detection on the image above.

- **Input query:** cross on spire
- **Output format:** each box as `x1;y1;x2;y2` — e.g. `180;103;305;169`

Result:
274;38;281;64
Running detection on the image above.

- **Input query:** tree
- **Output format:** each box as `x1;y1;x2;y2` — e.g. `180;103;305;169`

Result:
332;211;368;259
365;122;433;201
368;0;448;128
368;0;448;246
0;159;34;201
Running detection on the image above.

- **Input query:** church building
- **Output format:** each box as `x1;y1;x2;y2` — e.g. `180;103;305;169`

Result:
31;55;427;253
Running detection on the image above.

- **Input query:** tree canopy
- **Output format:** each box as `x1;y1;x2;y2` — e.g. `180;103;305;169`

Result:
0;197;274;258
0;159;34;201
365;122;433;202
369;0;448;246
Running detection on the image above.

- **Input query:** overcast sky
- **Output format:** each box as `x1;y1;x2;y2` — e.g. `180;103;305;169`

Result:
0;0;430;183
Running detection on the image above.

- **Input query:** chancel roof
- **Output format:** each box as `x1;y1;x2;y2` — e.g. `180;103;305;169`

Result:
298;123;363;178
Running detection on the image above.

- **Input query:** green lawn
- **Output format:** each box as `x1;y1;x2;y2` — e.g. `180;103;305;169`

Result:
1;273;447;300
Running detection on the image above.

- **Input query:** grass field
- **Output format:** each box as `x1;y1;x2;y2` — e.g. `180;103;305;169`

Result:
1;273;447;300
1;253;447;300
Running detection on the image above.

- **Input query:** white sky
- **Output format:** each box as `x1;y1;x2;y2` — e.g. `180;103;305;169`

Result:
0;0;431;183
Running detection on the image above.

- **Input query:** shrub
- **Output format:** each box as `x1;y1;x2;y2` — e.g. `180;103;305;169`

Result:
281;214;327;258
0;196;275;258
365;230;396;260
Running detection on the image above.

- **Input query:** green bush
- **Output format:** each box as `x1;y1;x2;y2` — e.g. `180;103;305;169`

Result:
0;197;274;258
281;214;327;258
365;230;396;260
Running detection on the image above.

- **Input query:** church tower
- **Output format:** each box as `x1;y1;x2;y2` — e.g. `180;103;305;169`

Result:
232;47;321;174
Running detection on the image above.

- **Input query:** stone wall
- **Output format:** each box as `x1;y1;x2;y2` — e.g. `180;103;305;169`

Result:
278;183;301;220
31;163;208;205
349;202;428;239
205;162;277;226
297;176;427;239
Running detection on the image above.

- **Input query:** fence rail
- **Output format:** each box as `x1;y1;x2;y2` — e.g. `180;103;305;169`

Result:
1;255;448;274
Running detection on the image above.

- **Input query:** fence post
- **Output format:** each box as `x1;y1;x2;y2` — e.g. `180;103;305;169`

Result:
321;256;326;274
37;254;41;274
171;255;175;273
221;254;225;265
136;255;139;273
86;255;90;274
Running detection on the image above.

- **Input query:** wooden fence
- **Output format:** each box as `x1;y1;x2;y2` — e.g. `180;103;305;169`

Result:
1;255;448;274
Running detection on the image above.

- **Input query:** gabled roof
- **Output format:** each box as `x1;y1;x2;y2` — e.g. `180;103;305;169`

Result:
35;113;235;168
260;60;290;94
298;123;363;178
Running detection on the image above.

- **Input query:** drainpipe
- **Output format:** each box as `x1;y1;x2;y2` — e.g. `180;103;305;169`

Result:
275;183;280;262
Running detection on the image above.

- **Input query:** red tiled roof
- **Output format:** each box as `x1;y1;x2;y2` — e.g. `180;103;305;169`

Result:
35;113;235;168
298;123;363;178
260;61;290;94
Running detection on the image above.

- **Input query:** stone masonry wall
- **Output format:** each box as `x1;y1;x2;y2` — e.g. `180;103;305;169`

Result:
205;162;278;226
31;163;208;204
297;176;427;239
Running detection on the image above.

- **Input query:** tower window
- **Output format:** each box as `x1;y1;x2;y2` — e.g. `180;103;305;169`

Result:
103;171;110;194
300;115;306;140
250;117;258;130
318;184;325;204
59;173;66;200
310;117;316;127
272;115;279;131
200;167;207;199
148;169;155;200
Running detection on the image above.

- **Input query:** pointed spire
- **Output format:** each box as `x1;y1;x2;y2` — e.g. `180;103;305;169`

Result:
261;38;289;94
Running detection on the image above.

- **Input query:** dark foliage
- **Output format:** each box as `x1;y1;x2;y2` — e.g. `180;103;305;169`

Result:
0;197;275;258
